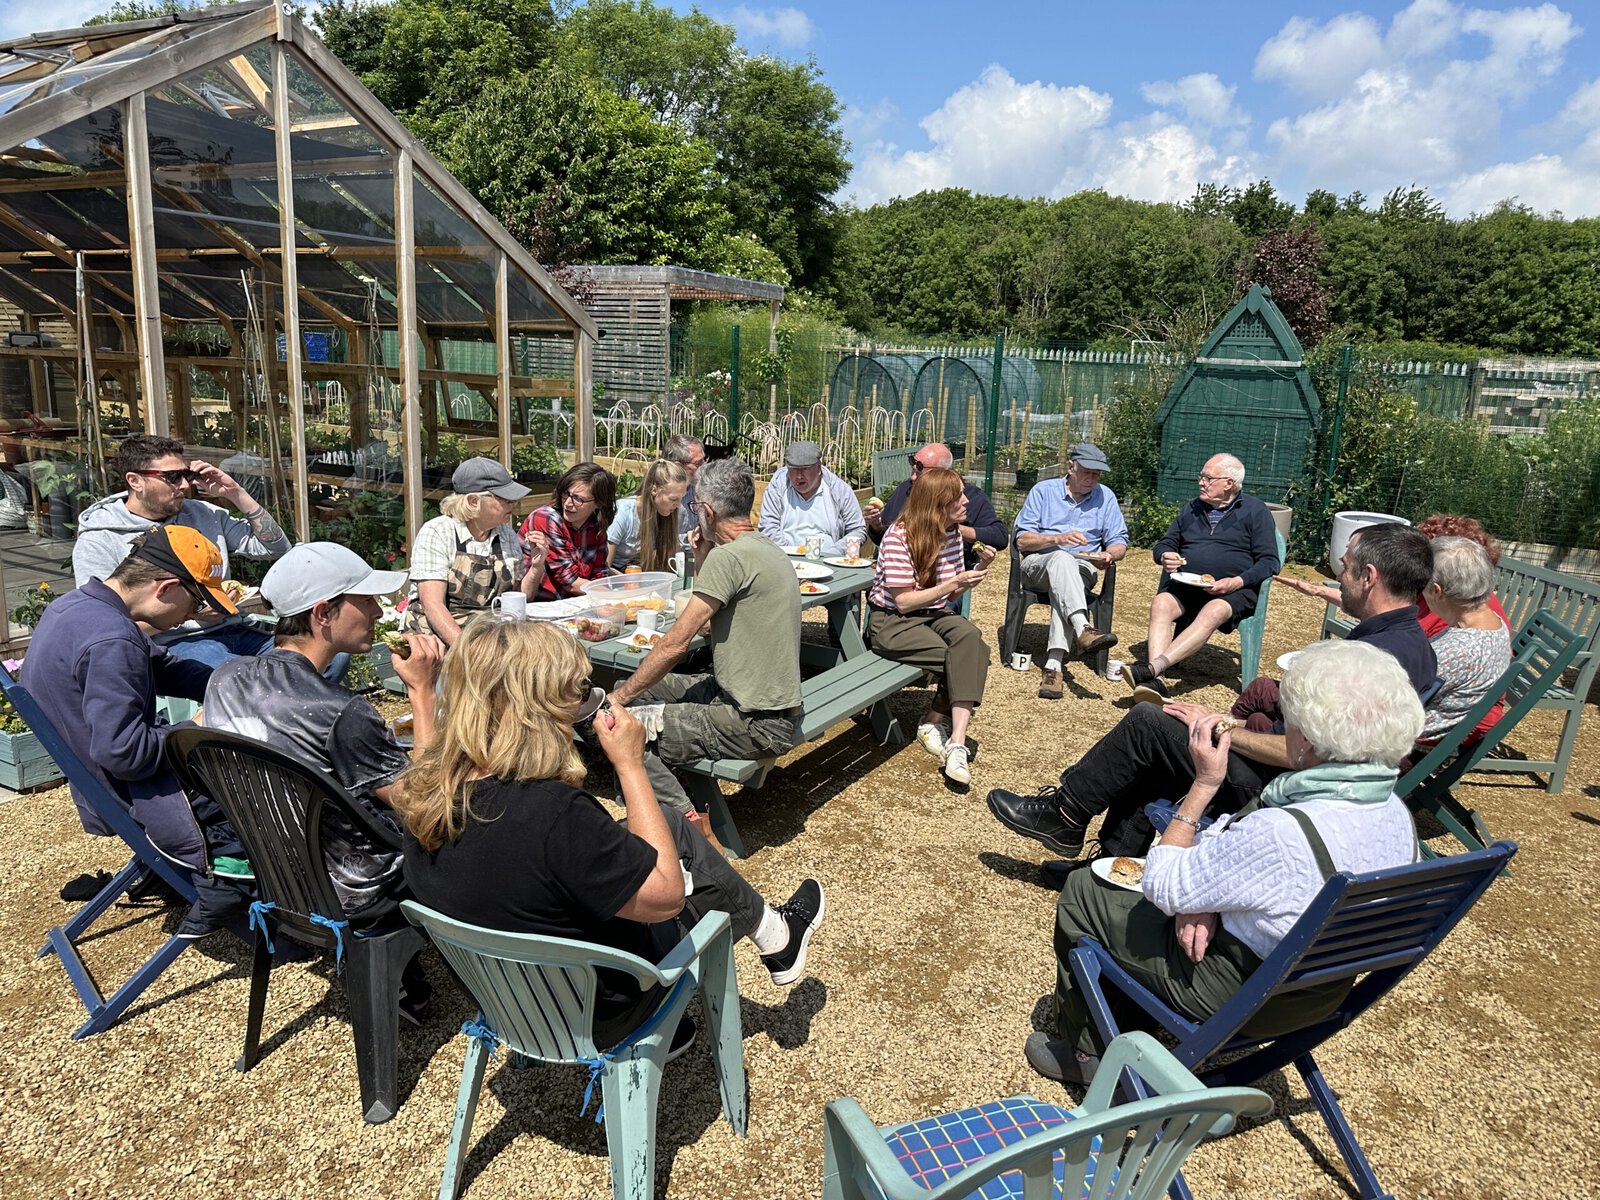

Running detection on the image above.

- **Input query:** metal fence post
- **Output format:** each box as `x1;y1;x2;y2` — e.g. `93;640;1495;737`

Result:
1319;343;1354;538
728;324;741;432
985;332;1004;492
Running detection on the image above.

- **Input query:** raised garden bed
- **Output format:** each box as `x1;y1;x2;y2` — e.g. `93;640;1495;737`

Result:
0;725;63;791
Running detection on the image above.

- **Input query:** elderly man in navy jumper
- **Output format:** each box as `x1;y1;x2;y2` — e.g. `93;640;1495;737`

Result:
987;521;1437;883
1127;453;1281;705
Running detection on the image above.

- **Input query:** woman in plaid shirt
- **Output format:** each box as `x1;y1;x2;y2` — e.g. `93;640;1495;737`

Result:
866;467;995;785
523;463;617;601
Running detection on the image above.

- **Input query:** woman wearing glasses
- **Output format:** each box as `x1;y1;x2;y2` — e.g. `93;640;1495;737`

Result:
72;433;292;668
866;466;994;785
523;462;617;600
396;619;826;1050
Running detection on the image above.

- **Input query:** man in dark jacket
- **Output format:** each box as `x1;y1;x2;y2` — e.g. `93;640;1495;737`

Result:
865;443;1008;566
23;525;247;935
1127;453;1281;704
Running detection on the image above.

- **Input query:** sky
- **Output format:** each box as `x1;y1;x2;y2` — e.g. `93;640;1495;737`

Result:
1;0;1595;217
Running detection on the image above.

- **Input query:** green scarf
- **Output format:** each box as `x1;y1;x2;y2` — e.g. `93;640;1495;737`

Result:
1260;760;1399;809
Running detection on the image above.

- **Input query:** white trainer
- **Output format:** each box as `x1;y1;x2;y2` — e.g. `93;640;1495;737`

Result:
916;722;950;759
942;743;971;785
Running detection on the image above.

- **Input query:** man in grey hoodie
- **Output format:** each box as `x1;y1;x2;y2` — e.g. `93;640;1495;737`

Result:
73;433;293;668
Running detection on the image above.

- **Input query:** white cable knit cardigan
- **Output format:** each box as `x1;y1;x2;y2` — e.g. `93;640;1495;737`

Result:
1142;795;1418;960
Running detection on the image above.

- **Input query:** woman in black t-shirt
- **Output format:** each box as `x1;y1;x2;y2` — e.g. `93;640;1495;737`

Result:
395;618;825;1047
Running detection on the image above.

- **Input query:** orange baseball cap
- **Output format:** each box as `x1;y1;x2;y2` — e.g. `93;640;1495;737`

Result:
129;525;237;615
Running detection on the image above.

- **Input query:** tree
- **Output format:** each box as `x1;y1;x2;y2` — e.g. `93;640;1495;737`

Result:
438;67;733;269
560;2;849;289
1241;225;1331;346
1226;180;1296;239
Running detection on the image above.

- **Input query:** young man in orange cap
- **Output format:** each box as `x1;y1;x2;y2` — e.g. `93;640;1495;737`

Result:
24;525;251;935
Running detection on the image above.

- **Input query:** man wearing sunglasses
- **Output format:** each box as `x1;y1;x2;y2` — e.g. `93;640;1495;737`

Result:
73;433;293;669
864;443;1008;566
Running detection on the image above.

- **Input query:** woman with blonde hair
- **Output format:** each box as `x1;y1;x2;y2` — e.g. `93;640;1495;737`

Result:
402;457;546;646
866;465;995;785
607;459;688;572
397;619;826;1049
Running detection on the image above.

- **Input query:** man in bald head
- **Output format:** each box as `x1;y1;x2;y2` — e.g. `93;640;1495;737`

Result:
1126;453;1281;704
865;443;1008;566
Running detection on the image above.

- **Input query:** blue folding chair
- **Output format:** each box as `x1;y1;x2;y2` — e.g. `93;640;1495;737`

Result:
1;669;198;1039
1069;840;1516;1200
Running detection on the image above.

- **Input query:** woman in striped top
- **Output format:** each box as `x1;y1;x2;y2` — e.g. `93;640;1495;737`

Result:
866;467;995;784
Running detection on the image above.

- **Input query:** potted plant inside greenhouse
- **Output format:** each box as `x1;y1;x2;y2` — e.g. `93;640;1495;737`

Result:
2;583;65;789
512;440;566;484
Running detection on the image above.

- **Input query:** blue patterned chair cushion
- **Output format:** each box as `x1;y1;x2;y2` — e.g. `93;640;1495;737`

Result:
876;1094;1102;1199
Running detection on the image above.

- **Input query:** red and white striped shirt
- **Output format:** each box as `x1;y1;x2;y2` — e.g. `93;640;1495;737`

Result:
869;523;964;611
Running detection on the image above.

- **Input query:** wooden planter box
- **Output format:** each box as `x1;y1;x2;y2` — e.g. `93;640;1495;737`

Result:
0;726;64;791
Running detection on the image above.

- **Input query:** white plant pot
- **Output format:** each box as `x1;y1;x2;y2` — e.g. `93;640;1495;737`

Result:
1329;511;1410;576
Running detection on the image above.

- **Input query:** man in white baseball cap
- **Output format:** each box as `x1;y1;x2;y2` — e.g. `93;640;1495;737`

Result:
203;545;445;964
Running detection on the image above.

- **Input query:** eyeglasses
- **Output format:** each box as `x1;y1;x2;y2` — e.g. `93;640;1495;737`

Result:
1198;473;1229;484
135;468;199;486
908;455;940;473
562;490;594;506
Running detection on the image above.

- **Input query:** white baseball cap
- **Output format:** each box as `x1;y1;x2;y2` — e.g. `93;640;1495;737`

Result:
262;543;409;617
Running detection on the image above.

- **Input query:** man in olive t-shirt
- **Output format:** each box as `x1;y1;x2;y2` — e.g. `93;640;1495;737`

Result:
609;459;803;816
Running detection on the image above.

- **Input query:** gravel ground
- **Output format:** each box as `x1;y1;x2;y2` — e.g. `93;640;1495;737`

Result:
3;555;1598;1199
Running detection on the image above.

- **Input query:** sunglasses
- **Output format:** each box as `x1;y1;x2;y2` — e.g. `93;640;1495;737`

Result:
135;468;200;486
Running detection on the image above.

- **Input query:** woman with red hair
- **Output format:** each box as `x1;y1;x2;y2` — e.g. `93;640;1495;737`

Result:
866;466;994;784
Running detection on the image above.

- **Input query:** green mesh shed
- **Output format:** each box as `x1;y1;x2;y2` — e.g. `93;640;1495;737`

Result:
829;352;933;416
1156;285;1321;504
909;354;1043;445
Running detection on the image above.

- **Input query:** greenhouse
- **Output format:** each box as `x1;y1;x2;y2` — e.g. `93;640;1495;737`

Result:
827;351;932;417
0;1;597;641
907;353;1044;447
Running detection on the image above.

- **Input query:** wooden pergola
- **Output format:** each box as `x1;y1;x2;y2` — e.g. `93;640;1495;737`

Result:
0;0;599;559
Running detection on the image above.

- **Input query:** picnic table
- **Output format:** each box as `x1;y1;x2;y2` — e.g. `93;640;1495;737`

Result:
585;560;924;855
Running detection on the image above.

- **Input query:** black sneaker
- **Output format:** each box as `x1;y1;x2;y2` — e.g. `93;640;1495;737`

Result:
126;868;186;906
1127;664;1171;706
175;900;223;940
761;879;825;986
60;870;112;903
986;786;1087;857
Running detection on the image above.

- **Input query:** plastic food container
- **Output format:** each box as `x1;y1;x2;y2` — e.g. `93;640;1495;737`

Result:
552;614;624;643
580;572;677;623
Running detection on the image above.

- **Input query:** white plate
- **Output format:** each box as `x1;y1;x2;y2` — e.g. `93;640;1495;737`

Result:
620;630;664;652
798;580;830;595
1090;857;1146;891
793;561;835;581
1276;651;1301;672
823;555;874;569
1168;571;1214;587
784;545;810;556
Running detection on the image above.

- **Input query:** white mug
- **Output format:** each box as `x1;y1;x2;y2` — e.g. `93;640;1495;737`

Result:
1008;652;1032;671
637;609;660;633
1104;659;1125;682
492;592;528;620
670;551;686;576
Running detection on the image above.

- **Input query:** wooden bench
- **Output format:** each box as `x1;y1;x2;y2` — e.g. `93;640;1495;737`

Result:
679;652;926;856
1322;553;1600;792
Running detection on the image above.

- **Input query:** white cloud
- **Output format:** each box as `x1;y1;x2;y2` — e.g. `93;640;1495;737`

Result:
1261;0;1583;198
1140;73;1247;127
1254;12;1386;99
1445;152;1600;215
847;64;1257;207
841;98;896;145
1555;77;1600;129
728;6;813;48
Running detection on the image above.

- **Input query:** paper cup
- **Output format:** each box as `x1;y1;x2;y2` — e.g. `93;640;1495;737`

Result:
1104;660;1125;682
1008;652;1032;671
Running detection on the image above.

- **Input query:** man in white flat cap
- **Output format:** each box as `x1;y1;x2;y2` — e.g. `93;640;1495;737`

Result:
758;439;866;557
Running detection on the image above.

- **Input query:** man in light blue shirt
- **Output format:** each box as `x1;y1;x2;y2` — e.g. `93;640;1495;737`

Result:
1014;442;1129;699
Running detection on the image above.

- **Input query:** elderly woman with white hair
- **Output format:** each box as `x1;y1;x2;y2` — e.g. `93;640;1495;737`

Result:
1418;536;1511;742
1027;638;1422;1087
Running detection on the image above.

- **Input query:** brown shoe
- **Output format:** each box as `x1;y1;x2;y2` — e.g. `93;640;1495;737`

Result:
1038;668;1064;700
1074;627;1118;656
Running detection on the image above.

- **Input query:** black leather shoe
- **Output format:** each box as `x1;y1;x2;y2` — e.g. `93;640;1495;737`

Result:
1024;1032;1101;1086
986;787;1087;856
